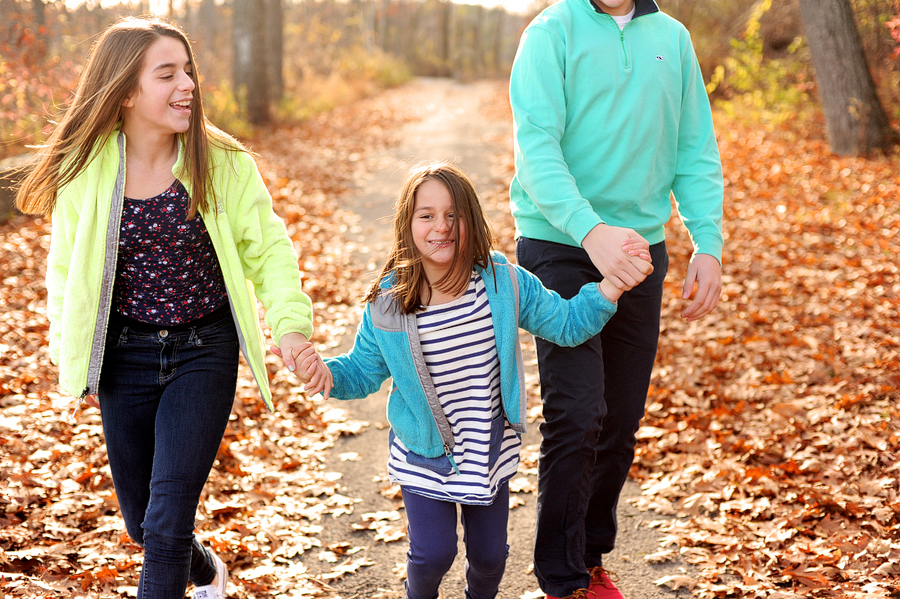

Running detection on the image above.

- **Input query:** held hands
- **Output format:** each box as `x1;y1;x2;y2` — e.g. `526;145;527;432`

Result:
598;240;654;303
582;224;652;290
272;332;333;399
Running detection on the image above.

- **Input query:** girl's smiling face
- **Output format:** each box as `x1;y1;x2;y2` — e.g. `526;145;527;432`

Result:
411;178;466;283
122;36;195;137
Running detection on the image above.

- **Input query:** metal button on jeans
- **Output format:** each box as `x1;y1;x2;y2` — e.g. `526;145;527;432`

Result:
159;330;169;338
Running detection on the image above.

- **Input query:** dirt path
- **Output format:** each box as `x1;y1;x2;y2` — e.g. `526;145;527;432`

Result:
303;78;692;599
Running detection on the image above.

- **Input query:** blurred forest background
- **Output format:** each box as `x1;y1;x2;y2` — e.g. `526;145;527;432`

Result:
1;0;899;162
1;1;899;596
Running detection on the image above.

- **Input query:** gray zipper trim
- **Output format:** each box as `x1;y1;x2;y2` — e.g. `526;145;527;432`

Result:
226;291;254;393
370;262;529;445
403;310;455;451
500;262;527;432
83;131;126;397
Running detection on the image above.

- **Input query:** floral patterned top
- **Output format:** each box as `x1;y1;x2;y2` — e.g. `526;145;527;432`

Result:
113;180;228;325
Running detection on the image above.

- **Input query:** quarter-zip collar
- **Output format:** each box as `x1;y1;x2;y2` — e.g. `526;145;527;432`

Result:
589;0;658;17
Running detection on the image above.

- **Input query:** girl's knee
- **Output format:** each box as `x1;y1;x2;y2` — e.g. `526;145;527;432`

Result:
140;528;195;564
409;542;458;575
466;543;508;576
124;521;144;547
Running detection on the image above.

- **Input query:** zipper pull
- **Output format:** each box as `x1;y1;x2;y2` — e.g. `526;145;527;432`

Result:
67;387;92;422
445;445;461;476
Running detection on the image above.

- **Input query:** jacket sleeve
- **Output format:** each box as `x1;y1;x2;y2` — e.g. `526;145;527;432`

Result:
226;151;314;343
514;264;616;347
509;25;604;245
325;307;392;400
670;31;724;261
45;184;80;365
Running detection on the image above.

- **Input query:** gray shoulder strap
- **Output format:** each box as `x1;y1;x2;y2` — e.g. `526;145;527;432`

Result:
370;292;405;332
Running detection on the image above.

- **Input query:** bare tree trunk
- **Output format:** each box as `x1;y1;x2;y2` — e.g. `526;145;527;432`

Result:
473;5;484;76
797;0;898;155
233;0;270;125
374;0;388;52
32;0;44;28
199;0;218;47
438;0;451;65
267;0;284;103
360;0;372;52
493;7;504;75
31;0;47;57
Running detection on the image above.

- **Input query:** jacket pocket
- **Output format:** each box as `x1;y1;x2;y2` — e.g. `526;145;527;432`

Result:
487;414;505;470
391;430;455;476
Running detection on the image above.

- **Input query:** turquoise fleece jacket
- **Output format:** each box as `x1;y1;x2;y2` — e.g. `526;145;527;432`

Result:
45;130;313;410
324;252;617;460
509;0;724;261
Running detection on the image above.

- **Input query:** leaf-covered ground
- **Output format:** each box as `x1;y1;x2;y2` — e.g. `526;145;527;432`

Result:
0;90;412;597
1;81;898;598
631;109;900;599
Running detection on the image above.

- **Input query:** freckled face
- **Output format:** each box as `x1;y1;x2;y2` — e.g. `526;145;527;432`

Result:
122;36;195;137
411;178;466;282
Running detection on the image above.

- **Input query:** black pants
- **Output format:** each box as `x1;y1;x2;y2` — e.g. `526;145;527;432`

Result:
517;237;668;597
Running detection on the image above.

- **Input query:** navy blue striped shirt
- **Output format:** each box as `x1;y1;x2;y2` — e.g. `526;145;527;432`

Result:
388;274;521;505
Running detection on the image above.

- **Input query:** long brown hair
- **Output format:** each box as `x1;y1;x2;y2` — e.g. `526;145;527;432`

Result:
15;16;240;218
364;161;495;314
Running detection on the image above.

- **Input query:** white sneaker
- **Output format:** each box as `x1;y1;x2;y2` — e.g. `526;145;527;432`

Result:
193;549;228;599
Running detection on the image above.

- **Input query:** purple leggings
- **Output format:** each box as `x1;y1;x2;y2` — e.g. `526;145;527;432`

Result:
403;483;510;599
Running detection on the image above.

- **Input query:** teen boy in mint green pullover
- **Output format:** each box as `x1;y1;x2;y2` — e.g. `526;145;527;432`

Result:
509;0;724;597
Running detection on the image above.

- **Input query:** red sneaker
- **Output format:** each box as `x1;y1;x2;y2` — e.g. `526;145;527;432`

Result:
545;590;595;599
587;566;624;599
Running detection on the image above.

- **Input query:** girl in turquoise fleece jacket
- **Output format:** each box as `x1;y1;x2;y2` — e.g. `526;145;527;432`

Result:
292;162;652;599
15;17;330;599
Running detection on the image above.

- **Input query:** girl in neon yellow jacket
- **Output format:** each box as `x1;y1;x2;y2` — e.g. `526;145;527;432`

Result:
15;17;331;599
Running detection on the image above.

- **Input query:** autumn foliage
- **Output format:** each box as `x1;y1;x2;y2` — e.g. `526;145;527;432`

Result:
0;14;81;158
1;80;899;598
630;106;900;598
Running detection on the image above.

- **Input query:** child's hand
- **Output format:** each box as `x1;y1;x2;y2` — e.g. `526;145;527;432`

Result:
272;333;333;399
622;238;652;264
598;242;654;302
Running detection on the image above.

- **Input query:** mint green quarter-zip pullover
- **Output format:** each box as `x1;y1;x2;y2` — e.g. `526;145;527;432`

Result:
509;0;724;261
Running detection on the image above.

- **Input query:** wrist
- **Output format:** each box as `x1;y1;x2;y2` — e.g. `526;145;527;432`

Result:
598;279;621;303
581;222;608;246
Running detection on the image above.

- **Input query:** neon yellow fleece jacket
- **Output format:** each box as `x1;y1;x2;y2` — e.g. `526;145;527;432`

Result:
45;130;313;410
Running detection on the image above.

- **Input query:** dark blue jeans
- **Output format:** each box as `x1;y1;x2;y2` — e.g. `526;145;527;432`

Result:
403;483;510;599
517;237;668;597
98;312;239;599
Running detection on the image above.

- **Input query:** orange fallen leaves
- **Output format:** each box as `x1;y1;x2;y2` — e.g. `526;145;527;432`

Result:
1;81;898;598
477;89;900;597
0;88;411;597
626;109;900;598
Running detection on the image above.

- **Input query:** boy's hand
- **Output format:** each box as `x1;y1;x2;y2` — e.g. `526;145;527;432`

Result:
582;224;650;289
681;253;721;321
272;334;333;399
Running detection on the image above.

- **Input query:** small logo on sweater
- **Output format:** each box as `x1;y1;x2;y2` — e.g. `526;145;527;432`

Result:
656;55;665;61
